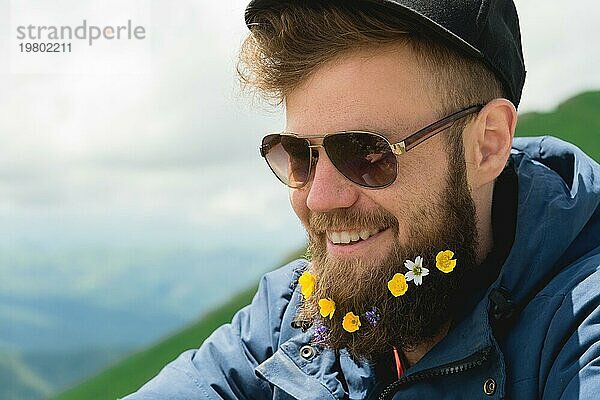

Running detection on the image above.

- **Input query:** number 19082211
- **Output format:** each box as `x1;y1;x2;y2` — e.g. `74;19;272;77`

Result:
19;42;72;52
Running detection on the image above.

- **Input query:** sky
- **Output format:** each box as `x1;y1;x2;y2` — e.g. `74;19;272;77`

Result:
0;0;598;256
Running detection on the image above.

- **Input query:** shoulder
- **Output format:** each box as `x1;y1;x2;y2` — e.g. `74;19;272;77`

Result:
122;259;311;400
536;252;600;398
254;258;308;317
247;258;309;345
529;250;600;362
543;250;600;304
259;258;308;297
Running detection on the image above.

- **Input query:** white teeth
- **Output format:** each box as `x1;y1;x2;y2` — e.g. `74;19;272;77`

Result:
340;231;351;244
331;231;341;243
327;228;383;244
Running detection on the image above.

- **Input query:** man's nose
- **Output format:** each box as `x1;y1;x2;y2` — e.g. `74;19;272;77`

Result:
305;148;359;212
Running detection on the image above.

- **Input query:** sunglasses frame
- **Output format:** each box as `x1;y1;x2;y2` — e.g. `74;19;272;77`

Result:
260;104;484;189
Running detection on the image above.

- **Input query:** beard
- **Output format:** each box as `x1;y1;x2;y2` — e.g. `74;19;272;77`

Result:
294;153;479;361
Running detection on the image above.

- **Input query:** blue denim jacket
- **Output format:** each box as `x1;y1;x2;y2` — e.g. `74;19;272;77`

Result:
124;137;600;399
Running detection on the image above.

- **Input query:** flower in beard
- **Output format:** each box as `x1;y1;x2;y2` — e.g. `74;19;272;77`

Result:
436;250;457;273
387;273;408;297
298;271;317;300
313;323;329;344
404;256;429;286
318;298;336;319
342;312;361;333
364;306;381;327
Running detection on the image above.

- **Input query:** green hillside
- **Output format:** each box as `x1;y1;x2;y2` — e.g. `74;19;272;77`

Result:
53;91;599;400
515;90;600;161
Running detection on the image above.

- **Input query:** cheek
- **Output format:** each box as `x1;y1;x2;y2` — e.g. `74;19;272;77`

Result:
373;189;412;243
384;165;448;240
289;188;310;226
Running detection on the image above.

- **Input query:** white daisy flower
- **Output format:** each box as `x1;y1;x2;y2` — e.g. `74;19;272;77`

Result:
404;256;429;286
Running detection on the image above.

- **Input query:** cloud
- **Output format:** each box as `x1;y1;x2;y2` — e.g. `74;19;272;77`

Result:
515;0;600;111
0;0;597;250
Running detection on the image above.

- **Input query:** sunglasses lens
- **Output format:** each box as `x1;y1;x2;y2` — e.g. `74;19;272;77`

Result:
261;134;311;188
324;132;397;187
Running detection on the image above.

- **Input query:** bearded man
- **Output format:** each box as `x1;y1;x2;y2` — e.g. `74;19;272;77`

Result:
125;1;600;399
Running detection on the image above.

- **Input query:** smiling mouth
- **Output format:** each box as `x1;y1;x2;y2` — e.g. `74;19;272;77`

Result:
326;227;387;245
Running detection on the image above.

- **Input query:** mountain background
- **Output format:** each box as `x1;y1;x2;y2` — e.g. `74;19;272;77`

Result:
0;245;291;399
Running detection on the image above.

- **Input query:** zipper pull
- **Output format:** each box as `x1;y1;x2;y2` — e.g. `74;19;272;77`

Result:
392;346;404;379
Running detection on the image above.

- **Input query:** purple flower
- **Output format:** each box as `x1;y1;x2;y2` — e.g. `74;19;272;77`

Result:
313;323;329;344
365;306;381;327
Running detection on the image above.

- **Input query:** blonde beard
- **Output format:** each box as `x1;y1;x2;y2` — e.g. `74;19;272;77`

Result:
294;167;478;361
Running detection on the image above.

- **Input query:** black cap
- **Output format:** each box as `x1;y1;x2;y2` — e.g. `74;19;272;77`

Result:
245;0;526;107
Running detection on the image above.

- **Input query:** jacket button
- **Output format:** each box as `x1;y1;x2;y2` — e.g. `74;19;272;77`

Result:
299;345;315;360
483;378;496;396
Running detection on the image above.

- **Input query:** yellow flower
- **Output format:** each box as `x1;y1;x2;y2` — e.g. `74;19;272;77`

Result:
436;250;457;273
387;273;408;297
318;298;336;319
342;312;361;333
298;271;316;299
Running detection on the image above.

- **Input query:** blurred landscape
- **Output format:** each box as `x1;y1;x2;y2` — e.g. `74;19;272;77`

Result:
2;90;595;400
0;245;295;399
516;91;600;157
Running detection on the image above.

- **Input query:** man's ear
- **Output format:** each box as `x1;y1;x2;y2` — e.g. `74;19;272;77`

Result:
464;98;517;189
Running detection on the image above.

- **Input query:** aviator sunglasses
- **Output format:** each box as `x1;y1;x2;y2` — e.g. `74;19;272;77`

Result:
260;105;484;189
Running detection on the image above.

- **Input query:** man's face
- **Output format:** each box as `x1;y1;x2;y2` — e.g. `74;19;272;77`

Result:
286;44;463;265
285;45;479;359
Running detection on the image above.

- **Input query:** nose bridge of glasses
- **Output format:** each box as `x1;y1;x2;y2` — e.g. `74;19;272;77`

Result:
390;141;406;155
301;137;323;162
296;133;324;146
305;140;342;182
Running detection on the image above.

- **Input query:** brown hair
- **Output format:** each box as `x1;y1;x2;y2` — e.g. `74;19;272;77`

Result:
238;1;504;111
238;1;505;158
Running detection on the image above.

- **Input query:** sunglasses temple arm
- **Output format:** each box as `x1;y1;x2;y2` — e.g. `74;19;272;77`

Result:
403;124;453;151
402;105;483;152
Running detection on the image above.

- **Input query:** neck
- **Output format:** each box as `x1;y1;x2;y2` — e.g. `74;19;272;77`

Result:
473;181;495;264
